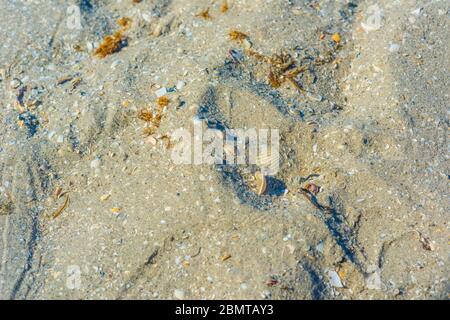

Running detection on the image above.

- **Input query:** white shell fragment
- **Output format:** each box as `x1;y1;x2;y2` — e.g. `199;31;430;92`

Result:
327;270;344;288
155;87;167;97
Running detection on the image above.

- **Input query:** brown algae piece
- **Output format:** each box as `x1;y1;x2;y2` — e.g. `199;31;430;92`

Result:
138;107;163;136
138;109;154;122
94;31;126;58
246;49;307;93
157;96;170;107
268;71;282;88
197;8;212;20
229;30;248;42
117;17;132;29
220;0;229;13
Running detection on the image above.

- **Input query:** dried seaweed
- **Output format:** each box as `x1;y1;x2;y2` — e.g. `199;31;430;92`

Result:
138;109;154;122
220;0;229;13
229;30;248;43
94;17;131;58
246;49;308;93
138;98;167;136
157;96;170;107
196;8;212;20
94;31;126;58
117;17;132;29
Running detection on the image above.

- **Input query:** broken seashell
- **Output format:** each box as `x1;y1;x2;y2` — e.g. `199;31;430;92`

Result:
255;172;267;195
242;171;267;195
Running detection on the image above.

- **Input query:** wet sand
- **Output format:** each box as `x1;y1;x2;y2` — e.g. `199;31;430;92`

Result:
0;0;448;299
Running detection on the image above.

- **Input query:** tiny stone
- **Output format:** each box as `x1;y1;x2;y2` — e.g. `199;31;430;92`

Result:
86;42;94;52
389;43;400;53
176;80;186;91
328;270;344;288
155;87;167;97
411;8;423;16
243;39;252;49
306;92;323;102
100;194;111;201
90;158;101;169
315;241;324;254
145;135;157;145
292;8;302;16
153;24;162;37
142;13;151;22
174;289;185;300
111;60;121;69
10;79;21;89
366;272;382;290
361;21;382;32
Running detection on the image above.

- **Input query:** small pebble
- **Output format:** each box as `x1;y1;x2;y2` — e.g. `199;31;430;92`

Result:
176;80;186;91
174;289;185;300
155;87;167;97
100;194;111;201
306;92;323;102
153;24;163;37
90;158;101;169
328;270;344;288
411;8;423;16
243;38;252;49
110;60;121;69
10;79;21;89
142;13;152;22
315;241;324;254
366;271;382;290
86;42;94;52
145;135;157;145
389;43;400;53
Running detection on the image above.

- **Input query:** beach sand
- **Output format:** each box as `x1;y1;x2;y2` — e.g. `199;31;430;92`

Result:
0;0;448;299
